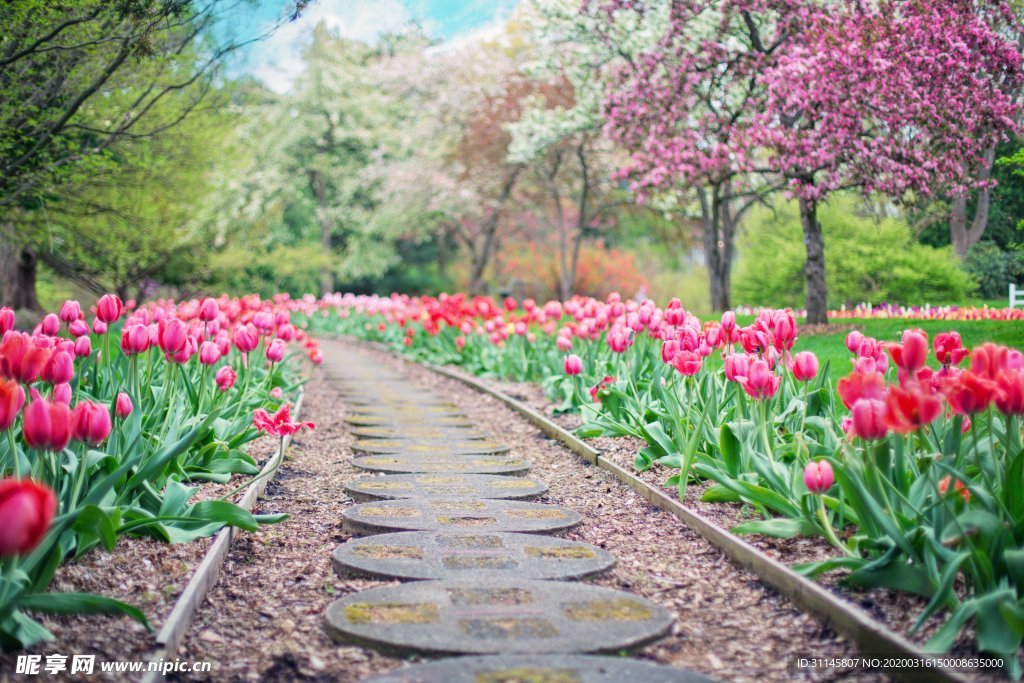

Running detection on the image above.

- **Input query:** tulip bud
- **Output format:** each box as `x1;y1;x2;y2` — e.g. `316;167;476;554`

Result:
71;401;112;445
199;341;220;365
0;308;15;334
157;319;187;354
215;365;237;392
266;339;286;364
0;478;57;557
42;351;74;386
803;460;834;494
59;300;82;323
73;336;91;359
851;398;888;440
276;323;295;342
40;314;60;337
120;324;150;355
198;297;219;322
52;383;72;405
791;351;820;382
23;391;72;451
845;330;865;354
233;324;259;354
564;354;583;376
68;319;89;338
95;294;123;324
91;318;107;335
116;392;133;418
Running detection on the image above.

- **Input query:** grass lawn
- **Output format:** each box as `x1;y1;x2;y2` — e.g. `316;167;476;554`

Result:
739;317;1024;381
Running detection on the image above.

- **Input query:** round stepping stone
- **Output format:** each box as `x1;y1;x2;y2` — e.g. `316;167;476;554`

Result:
363;655;718;683
342;396;457;408
345;474;547;501
345;414;473;427
352;455;530;476
349;405;466;418
333;531;614;581
350;425;488;440
352;439;509;456
323;578;672;656
343;499;581;535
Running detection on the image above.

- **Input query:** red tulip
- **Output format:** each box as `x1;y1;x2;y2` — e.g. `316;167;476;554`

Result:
934;332;969;367
0;332;52;383
22;391;72;451
0;478;56;557
851;398;888;440
971;343;1010;380
59;300;82;323
198;297;219;322
791;351;819;382
215;366;236;392
95;294;123;324
71;401;112;445
0;378;25;430
116;392;133;418
995;369;1024;415
42;350;74;385
945;372;996;414
837;371;886;410
266;339;286;363
884;384;942;433
939;476;971;503
252;404;314;437
803;460;834;494
564;354;583;376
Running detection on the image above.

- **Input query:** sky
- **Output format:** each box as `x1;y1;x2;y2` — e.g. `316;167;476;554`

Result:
229;0;515;93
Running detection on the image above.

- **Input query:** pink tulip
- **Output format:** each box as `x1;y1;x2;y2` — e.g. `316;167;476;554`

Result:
672;350;702;376
40;314;60;337
171;336;197;364
803;460;834;494
22;390;72;451
42;351;74;385
157;319;187;354
59;300;82;323
0;308;14;334
233;324;259;354
91;318;107;335
115;392;133;418
851;398;888;440
276;323;295;342
845;330;865;354
71;401;112;445
564;354;583;376
791;351;819;382
661;339;680;363
52;383;72;405
740;359;780;400
68;319;89;338
198;341;220;365
120;324;150;355
95;294;123;324
266;339;286;363
215;366;236;392
198;297;219;322
73;336;91;358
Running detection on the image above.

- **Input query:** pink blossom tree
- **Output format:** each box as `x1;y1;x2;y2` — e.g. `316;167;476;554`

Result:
754;0;1022;322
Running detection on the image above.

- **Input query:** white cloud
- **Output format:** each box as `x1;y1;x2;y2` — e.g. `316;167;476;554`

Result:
247;0;416;93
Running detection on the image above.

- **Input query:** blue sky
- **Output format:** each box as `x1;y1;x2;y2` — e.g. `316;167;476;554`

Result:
229;0;514;92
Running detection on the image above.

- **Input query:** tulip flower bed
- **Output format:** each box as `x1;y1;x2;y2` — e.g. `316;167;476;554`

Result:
306;292;1024;677
0;294;318;650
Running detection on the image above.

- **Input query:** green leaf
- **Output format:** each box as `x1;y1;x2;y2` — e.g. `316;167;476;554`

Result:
719;423;742;476
18;593;150;631
732;518;820;538
189;501;259;532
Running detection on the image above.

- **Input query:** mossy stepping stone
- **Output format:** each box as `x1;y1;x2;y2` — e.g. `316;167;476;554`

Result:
363;655;718;683
333;531;614;581
352;439;509;456
345;473;547;501
352;455;529;476
323;579;672;656
343;499;581;535
345;415;474;427
350;425;488;440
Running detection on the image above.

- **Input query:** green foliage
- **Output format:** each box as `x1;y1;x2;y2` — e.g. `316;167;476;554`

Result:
963;241;1024;299
734;196;975;308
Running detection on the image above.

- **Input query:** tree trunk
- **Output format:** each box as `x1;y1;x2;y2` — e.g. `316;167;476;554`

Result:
697;185;734;312
950;145;996;259
307;170;334;297
467;166;521;297
0;235;41;312
799;196;828;325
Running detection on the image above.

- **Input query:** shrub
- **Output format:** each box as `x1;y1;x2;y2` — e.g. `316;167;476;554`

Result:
733;195;975;308
497;241;647;300
963;240;1024;299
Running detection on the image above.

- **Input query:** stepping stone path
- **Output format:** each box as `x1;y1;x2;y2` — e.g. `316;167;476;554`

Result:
323;348;717;681
345;473;548;500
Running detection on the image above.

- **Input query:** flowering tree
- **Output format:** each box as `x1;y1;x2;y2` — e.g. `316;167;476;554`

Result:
754;0;1022;322
589;0;796;312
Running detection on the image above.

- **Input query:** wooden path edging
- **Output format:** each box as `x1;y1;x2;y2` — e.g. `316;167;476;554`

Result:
140;388;305;683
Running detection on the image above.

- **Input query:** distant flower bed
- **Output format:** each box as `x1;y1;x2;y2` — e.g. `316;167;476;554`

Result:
306;291;1024;674
731;303;1024;321
0;293;318;647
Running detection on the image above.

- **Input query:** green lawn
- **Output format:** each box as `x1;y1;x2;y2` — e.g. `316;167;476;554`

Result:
738;317;1024;381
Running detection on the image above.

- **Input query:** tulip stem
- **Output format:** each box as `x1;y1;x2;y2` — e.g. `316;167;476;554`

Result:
8;428;20;479
816;498;854;557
